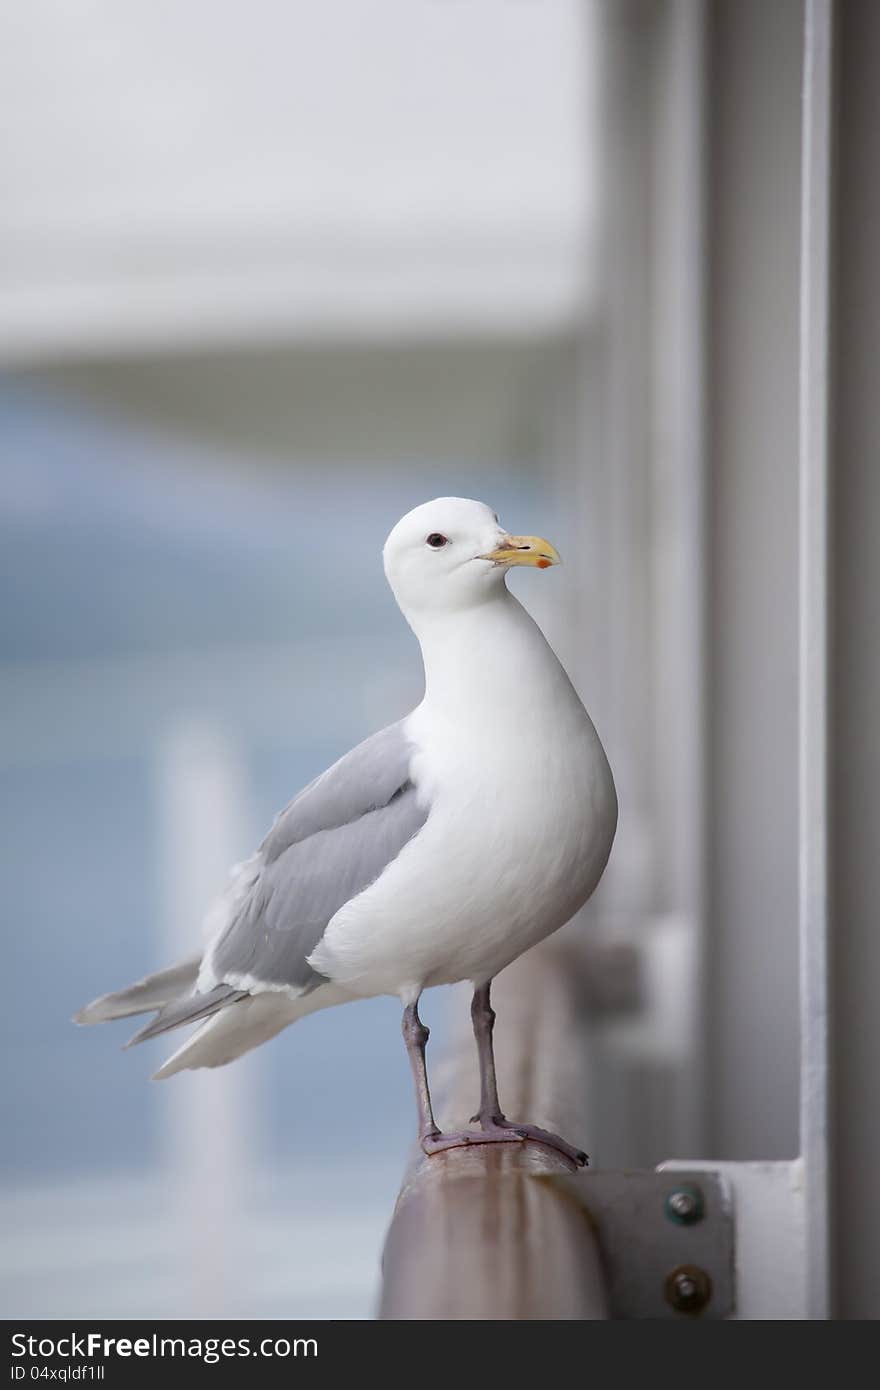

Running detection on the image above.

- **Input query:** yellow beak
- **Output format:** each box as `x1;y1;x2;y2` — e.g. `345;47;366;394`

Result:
481;535;561;569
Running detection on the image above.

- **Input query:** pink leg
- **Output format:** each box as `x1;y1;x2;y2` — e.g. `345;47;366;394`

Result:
403;998;538;1156
467;981;588;1167
401;989;588;1169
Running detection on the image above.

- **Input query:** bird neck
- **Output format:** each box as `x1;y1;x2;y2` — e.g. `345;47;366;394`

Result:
414;588;574;727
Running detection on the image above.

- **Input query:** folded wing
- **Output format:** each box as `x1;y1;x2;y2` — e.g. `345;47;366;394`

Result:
76;719;429;1049
207;737;428;996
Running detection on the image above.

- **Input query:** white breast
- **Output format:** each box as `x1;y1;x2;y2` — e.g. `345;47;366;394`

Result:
310;591;617;1000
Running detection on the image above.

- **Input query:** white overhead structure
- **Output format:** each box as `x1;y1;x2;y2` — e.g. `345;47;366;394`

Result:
0;0;598;360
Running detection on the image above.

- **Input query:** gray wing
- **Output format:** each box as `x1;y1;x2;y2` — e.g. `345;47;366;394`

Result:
209;720;428;994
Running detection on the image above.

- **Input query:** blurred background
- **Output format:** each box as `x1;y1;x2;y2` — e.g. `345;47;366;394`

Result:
1;0;877;1319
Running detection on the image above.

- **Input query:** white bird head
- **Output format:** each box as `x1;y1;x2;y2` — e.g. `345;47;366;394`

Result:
383;497;560;621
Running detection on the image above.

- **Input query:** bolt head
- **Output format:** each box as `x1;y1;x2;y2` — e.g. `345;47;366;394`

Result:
665;1184;704;1224
665;1264;712;1314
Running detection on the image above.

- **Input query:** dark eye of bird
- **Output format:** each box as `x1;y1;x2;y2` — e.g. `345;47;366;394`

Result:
426;533;449;548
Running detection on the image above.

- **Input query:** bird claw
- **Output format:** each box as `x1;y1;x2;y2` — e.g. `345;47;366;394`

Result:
422;1120;588;1168
421;1127;525;1157
488;1119;589;1167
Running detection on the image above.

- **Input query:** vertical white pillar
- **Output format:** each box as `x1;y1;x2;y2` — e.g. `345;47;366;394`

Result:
646;0;708;1158
798;0;833;1322
155;719;254;1316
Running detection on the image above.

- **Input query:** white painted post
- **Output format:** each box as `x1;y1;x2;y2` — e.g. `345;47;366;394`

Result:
646;0;708;1158
798;0;833;1322
155;720;254;1316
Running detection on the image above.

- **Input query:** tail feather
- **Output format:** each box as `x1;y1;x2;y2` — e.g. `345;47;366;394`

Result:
124;985;246;1048
152;984;352;1079
76;964;357;1080
73;957;201;1026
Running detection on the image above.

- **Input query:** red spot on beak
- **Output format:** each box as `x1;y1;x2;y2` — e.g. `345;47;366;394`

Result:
537;558;551;569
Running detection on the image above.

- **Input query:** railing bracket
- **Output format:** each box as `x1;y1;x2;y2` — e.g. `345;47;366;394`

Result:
546;1168;734;1318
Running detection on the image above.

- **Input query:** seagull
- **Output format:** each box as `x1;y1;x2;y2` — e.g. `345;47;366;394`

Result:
76;497;617;1166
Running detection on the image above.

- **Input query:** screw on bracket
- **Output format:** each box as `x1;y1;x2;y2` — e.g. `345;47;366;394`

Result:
665;1264;712;1315
664;1184;704;1225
